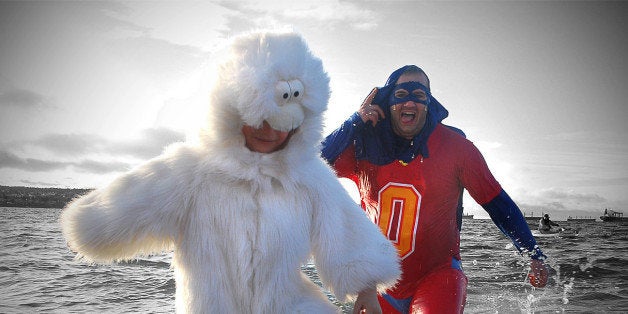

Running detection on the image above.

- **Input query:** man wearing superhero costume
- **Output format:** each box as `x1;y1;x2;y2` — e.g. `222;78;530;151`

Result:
323;65;549;313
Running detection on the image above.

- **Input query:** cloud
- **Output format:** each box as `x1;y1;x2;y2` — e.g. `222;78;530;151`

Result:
27;127;185;159
0;149;130;174
218;1;378;34
106;35;210;85
1;127;185;175
516;187;608;213
275;1;378;30
476;141;503;150
0;88;49;108
111;128;186;159
536;188;606;205
0;150;70;172
31;133;106;156
73;159;130;174
0;1;145;40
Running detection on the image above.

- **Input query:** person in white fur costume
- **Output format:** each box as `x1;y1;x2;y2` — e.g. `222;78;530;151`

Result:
60;31;400;313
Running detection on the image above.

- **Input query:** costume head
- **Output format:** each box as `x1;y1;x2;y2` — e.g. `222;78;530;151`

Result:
354;65;449;165
201;31;330;156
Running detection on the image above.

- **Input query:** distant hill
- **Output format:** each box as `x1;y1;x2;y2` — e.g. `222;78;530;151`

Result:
0;186;93;209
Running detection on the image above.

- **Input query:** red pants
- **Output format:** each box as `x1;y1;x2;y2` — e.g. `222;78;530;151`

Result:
378;267;468;314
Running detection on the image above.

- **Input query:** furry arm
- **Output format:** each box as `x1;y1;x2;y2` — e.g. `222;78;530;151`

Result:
308;160;400;302
60;145;193;263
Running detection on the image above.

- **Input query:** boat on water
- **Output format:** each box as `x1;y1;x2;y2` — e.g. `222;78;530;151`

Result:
462;213;474;219
600;208;627;222
533;228;561;236
533;227;579;238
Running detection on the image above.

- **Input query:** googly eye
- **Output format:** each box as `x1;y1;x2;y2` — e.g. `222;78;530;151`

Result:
275;81;291;102
289;79;304;100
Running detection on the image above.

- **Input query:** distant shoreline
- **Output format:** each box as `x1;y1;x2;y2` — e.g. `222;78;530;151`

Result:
0;185;92;209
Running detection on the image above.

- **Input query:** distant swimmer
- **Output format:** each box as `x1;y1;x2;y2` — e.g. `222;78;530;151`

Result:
539;214;560;232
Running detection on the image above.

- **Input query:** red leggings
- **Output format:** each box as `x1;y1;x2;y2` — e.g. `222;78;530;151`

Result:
378;267;468;314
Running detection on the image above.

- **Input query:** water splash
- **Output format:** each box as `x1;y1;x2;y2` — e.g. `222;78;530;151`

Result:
562;277;575;305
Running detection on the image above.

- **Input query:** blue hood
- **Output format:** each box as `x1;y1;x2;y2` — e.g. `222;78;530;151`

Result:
354;65;449;165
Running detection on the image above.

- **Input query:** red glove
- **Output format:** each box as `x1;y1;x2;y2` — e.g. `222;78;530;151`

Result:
528;259;549;288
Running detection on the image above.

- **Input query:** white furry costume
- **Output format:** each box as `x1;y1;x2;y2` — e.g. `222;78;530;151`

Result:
61;31;400;313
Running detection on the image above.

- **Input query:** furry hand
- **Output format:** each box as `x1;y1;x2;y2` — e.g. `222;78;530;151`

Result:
528;259;549;288
358;88;385;126
352;288;382;314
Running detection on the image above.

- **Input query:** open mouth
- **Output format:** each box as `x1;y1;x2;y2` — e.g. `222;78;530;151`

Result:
400;111;417;124
254;136;279;143
255;137;276;143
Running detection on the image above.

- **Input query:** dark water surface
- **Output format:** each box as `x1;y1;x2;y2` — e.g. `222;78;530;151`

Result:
1;207;626;313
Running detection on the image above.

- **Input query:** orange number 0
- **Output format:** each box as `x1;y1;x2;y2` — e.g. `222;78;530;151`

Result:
377;183;421;259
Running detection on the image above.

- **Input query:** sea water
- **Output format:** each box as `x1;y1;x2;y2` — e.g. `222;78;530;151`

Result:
1;207;626;313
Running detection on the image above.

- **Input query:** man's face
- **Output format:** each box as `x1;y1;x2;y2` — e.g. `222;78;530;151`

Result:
242;121;291;153
390;73;430;139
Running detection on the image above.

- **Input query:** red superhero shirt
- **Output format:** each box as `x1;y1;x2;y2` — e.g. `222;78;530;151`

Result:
332;124;502;299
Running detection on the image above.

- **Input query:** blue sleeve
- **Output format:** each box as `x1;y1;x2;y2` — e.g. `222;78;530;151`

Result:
321;112;363;164
482;190;546;260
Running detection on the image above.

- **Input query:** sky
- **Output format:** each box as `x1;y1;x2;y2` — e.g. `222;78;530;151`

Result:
1;1;627;219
